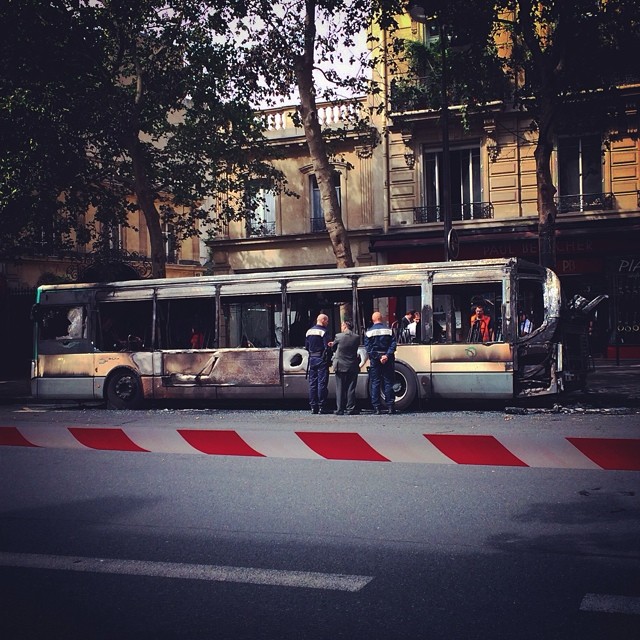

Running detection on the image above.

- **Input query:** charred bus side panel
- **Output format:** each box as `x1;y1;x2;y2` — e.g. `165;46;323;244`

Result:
30;258;599;409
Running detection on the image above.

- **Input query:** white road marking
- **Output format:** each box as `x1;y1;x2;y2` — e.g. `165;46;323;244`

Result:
580;593;640;615
0;551;373;592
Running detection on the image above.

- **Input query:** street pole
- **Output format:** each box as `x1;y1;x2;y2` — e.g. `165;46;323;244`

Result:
440;22;452;262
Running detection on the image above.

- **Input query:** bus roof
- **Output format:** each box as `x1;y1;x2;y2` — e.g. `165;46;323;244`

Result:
35;257;546;299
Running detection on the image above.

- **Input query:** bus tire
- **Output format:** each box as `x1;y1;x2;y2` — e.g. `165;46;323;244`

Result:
372;361;418;412
106;369;143;410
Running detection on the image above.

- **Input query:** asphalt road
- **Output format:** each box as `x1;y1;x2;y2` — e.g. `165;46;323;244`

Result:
1;406;639;639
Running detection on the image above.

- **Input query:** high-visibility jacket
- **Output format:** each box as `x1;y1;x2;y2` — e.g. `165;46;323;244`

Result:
469;313;494;342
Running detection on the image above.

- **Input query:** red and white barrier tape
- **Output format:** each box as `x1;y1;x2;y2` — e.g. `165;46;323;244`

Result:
1;426;639;471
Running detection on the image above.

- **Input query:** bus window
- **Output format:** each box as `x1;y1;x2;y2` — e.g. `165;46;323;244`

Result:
287;290;353;347
38;305;86;341
36;305;90;354
97;301;153;351
434;283;504;343
356;285;422;340
220;295;282;348
517;279;544;336
156;297;216;349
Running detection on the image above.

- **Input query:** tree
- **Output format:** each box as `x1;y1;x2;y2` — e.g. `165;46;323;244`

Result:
1;0;283;278
404;0;640;268
239;0;402;269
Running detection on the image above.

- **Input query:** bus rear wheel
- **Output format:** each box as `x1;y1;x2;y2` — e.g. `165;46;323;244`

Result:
374;361;418;412
106;369;143;410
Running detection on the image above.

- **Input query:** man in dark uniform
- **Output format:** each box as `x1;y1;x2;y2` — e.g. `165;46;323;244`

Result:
365;311;397;414
330;320;361;415
305;313;331;414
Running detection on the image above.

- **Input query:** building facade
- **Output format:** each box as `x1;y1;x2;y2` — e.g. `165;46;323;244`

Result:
206;15;640;359
2;11;640;379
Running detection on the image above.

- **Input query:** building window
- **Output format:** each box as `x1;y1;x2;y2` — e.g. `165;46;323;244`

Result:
310;173;341;232
422;146;487;221
557;135;610;213
163;222;177;263
422;20;440;47
246;184;276;237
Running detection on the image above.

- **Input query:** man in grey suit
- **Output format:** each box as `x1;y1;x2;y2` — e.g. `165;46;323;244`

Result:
330;320;361;415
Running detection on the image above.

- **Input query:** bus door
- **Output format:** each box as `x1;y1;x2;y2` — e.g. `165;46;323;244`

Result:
355;278;425;410
431;282;513;400
33;303;96;400
213;293;283;399
285;284;358;400
155;294;222;399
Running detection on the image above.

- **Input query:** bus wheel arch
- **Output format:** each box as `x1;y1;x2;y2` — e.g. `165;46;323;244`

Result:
371;360;418;412
105;367;143;410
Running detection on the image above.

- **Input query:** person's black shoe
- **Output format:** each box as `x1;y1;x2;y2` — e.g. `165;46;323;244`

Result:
311;407;319;414
334;410;344;415
319;408;332;414
374;408;382;415
387;407;397;415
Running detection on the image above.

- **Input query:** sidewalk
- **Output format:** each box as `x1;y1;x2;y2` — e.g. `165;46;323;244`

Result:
1;359;638;408
0;379;31;403
578;358;640;407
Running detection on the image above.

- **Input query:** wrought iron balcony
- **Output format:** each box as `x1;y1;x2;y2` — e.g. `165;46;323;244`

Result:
248;220;276;237
557;192;614;214
65;247;152;281
413;201;494;224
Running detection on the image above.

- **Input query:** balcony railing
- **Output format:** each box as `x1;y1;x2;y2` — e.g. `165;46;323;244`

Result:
414;202;494;224
390;76;474;114
557;193;614;213
248;220;276;237
311;217;327;233
263;102;360;132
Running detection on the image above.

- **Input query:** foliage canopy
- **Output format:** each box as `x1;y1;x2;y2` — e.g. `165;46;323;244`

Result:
1;0;284;277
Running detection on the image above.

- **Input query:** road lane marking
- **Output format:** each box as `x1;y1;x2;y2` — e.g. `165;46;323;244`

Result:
0;551;373;592
580;593;640;615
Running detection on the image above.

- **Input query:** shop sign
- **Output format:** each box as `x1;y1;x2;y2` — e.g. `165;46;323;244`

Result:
616;258;640;274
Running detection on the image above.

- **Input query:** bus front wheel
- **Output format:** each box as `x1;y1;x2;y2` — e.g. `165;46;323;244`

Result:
106;369;143;410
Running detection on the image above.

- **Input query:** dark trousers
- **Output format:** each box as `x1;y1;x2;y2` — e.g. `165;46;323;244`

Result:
369;360;395;409
335;369;358;413
308;358;329;409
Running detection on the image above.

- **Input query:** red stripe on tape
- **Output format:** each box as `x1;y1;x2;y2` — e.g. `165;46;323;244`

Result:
425;434;528;467
0;427;38;448
567;437;640;471
296;432;389;462
178;429;264;456
69;428;149;452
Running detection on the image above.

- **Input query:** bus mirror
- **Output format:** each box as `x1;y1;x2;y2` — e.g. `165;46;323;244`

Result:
581;294;608;316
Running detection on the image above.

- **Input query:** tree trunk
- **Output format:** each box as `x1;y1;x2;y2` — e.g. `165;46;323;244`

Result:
129;136;167;278
295;0;354;269
535;101;558;270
